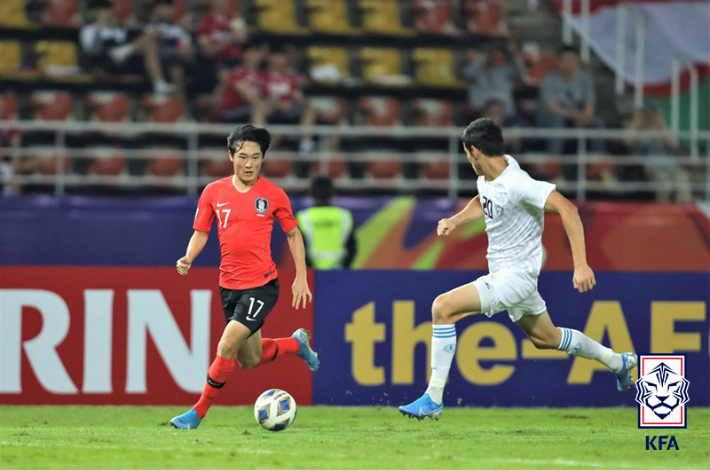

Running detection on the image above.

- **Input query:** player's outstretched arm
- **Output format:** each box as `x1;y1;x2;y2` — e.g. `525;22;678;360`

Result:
176;230;209;276
438;195;484;236
285;228;313;310
543;191;596;293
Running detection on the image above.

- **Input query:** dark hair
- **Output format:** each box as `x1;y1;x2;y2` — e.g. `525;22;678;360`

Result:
482;99;505;113
242;38;266;52
461;118;505;157
311;176;334;201
557;45;579;56
227;125;271;157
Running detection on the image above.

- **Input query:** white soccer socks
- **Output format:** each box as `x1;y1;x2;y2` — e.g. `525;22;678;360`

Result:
557;327;623;372
425;324;457;404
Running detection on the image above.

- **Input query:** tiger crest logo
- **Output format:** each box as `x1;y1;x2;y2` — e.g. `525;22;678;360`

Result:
636;356;689;428
255;197;269;215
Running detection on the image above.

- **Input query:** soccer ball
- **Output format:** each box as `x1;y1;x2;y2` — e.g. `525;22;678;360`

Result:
254;389;297;431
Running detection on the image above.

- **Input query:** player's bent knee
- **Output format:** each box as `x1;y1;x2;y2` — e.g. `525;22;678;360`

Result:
237;355;259;370
217;339;239;358
431;295;453;324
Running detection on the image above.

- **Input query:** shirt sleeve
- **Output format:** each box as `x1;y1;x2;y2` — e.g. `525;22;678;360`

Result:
274;189;299;233
193;185;215;232
511;174;556;210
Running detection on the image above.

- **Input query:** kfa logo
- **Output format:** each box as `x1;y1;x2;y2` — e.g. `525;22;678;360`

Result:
255;197;269;216
635;355;689;429
645;436;679;451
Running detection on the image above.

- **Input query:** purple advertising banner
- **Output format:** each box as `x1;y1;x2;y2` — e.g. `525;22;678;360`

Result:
313;271;709;407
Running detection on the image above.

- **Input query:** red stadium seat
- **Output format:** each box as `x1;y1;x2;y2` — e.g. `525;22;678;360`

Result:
141;95;186;123
112;0;135;24
410;99;453;127
1;92;17;117
141;148;183;177
366;153;402;179
43;0;79;27
413;0;457;35
358;97;400;127
261;153;293;178
86;148;127;176
310;97;347;125
311;154;348;179
87;92;131;122
522;49;557;86
464;1;506;36
26;147;70;175
30;91;74;121
200;148;232;177
418;153;451;180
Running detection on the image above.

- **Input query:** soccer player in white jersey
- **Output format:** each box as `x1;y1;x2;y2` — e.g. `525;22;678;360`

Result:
399;118;637;420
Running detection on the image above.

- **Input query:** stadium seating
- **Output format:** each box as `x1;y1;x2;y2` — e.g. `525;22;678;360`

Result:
200;148;233;177
358;0;414;35
0;0;38;28
25;146;71;175
464;0;506;36
0;41;23;78
359;48;405;84
261;152;293;178
365;152;402;179
141;95;186;123
412;48;463;87
141;148;184;177
358;97;400;127
43;0;79;27
253;0;309;34
307;47;352;84
410;99;454;127
34;41;80;76
310;97;347;125
417;152;451;180
413;0;457;35
86;147;127;176
87;92;131;123
305;0;360;35
522;47;557;85
30;91;74;121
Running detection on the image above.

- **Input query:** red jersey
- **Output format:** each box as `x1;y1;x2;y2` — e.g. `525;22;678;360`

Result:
264;70;302;106
220;66;266;111
197;13;241;61
194;176;298;290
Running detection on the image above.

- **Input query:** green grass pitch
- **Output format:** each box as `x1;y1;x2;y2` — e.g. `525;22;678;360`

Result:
1;406;708;469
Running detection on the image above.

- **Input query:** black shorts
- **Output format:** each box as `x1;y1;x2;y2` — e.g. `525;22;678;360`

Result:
219;279;280;335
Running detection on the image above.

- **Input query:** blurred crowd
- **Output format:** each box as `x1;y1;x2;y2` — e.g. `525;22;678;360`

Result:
0;0;696;200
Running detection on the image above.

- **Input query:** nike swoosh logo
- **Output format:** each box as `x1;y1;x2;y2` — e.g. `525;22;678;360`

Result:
216;202;229;207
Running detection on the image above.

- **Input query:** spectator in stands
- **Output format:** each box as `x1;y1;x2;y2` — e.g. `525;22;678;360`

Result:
264;45;317;155
144;0;195;96
625;102;691;202
461;39;525;121
197;0;248;104
80;0;174;95
538;45;605;178
219;40;268;124
0;93;21;195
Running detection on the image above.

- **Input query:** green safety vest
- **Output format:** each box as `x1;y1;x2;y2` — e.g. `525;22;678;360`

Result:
296;206;353;270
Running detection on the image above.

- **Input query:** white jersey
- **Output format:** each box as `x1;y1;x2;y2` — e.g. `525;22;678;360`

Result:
476;155;556;276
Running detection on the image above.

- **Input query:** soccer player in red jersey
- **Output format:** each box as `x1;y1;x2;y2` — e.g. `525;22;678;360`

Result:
170;125;318;430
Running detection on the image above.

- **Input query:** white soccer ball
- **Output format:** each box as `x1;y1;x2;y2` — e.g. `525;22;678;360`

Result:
254;389;297;431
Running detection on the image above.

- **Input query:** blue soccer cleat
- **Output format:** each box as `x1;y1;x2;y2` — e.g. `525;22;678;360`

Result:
293;328;320;372
399;393;443;421
615;352;638;392
170;409;202;430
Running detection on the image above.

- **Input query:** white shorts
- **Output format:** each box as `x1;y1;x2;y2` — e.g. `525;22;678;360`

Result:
472;268;547;322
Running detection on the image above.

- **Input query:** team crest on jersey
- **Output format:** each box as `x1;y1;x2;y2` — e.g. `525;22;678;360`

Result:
635;355;689;428
255;197;269;215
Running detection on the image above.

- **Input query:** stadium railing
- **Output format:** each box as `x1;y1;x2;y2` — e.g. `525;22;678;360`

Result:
1;121;708;201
